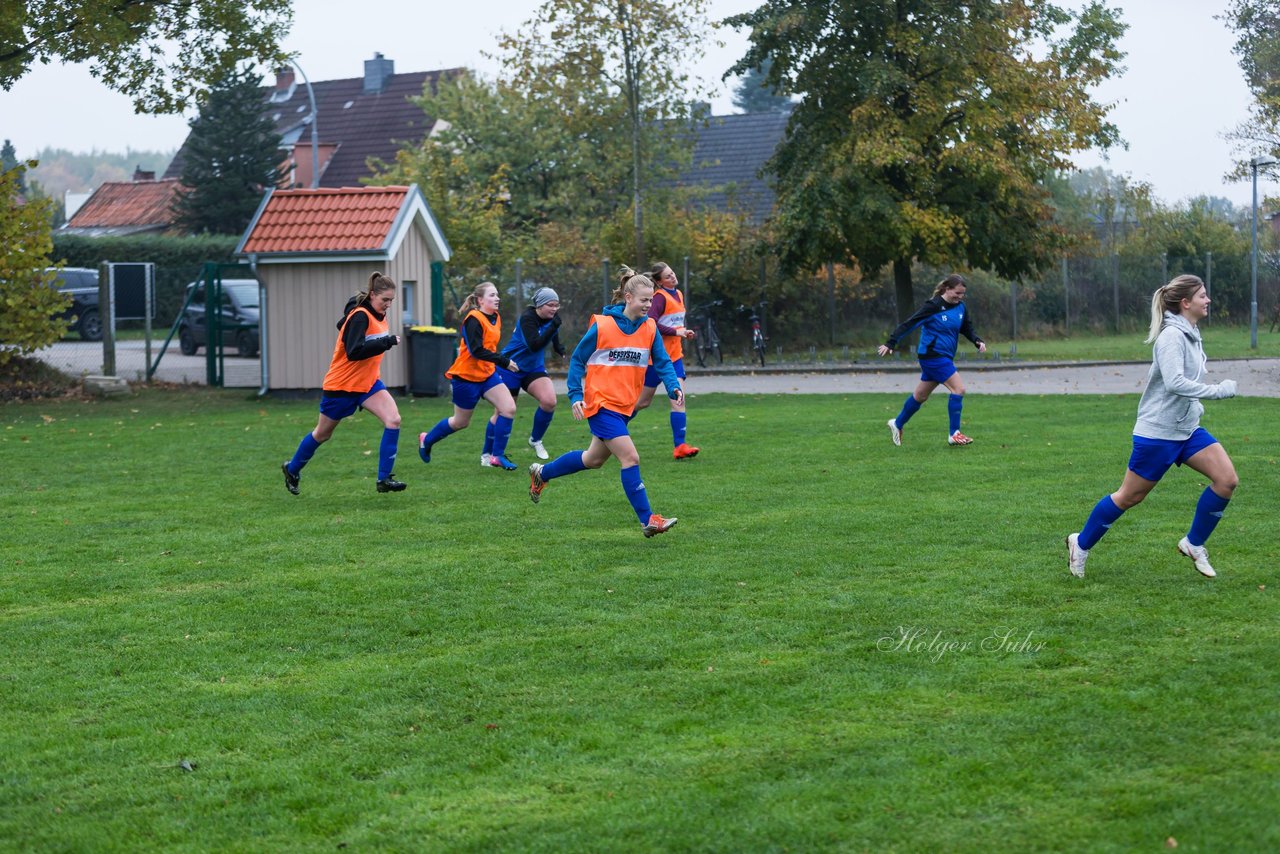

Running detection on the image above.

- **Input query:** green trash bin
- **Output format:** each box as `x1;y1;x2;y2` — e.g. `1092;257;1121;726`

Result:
406;325;457;396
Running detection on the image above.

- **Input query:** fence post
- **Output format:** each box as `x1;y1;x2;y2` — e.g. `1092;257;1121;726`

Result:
683;256;690;307
826;261;836;346
1205;251;1212;298
1112;252;1121;332
144;263;153;384
99;260;114;376
1161;252;1168;286
602;258;610;307
1009;280;1018;357
514;257;523;317
1061;255;1070;336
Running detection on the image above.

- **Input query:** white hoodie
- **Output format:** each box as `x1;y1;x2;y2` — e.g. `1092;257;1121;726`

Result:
1133;312;1236;441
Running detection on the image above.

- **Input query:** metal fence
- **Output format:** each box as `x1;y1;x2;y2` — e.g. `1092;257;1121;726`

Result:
446;251;1280;362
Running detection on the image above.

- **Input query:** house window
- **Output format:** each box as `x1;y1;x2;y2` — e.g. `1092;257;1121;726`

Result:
402;281;416;326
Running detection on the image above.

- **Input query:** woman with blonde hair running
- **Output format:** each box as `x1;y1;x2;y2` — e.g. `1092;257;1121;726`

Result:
528;268;683;537
1066;275;1239;579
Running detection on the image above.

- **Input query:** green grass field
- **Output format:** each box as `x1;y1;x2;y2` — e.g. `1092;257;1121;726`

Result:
3;388;1278;851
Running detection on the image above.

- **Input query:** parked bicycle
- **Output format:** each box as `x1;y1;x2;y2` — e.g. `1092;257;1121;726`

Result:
687;300;723;367
740;301;768;367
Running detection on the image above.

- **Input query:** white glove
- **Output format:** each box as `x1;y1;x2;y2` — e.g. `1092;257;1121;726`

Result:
1216;379;1237;399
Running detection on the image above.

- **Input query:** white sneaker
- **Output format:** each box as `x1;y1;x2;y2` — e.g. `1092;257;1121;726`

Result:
480;453;492;466
529;437;549;460
887;418;902;446
1066;533;1089;578
1177;537;1216;578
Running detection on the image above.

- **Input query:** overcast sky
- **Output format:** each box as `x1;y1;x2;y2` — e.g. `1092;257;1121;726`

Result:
0;0;1273;207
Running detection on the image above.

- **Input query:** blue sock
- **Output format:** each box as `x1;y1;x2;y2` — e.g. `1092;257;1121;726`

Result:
422;417;455;449
541;450;586;480
896;395;922;429
378;428;399;480
1079;495;1125;550
1187;487;1230;547
531;407;554;442
620;464;651;524
671;411;687;447
288;433;320;475
491;415;514;458
948;394;963;435
482;420;496;456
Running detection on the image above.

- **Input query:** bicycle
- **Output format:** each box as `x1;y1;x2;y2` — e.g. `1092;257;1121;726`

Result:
687;300;723;368
740;302;768;367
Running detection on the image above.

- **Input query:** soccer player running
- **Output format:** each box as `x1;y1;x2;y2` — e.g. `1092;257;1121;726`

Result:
417;282;521;468
877;273;987;446
480;287;566;466
281;273;405;495
1066;275;1239;579
632;261;700;460
528;268;683;538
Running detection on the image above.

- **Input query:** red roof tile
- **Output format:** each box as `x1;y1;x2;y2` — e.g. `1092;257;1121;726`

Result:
64;179;183;230
239;186;410;254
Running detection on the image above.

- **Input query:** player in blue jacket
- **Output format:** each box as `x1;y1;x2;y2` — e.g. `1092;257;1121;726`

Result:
480;287;566;469
877;274;987;446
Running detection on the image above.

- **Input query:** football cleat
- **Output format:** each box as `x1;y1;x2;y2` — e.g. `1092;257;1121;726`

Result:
529;437;550;460
887;418;902;446
281;462;300;495
418;432;432;463
490;454;518;471
948;430;974;446
480;453;492;466
376;476;407;493
673;442;700;460
529;463;546;503
1066;533;1088;579
642;513;678;537
1177;537;1216;578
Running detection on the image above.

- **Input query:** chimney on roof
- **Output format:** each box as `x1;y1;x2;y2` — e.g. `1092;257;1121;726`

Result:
364;52;394;94
275;66;295;93
133;166;155;182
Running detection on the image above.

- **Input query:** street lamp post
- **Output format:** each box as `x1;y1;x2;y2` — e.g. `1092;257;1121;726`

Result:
1249;155;1277;349
290;60;320;189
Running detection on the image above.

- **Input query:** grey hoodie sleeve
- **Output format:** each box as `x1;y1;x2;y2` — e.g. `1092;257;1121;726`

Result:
1153;330;1235;399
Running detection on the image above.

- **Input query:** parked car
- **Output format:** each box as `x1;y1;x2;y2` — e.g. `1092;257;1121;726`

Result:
177;279;261;358
48;267;102;341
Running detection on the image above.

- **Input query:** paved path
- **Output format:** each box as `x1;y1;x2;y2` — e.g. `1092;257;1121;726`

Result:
667;359;1280;397
33;341;1280;397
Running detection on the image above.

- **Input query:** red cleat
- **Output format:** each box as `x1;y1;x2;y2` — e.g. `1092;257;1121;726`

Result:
642;513;678;537
673;442;700;460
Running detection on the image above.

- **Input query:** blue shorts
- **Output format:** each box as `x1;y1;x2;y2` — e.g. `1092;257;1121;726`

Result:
919;357;957;384
319;379;387;420
1128;428;1219;482
588;409;631;441
494;365;550;397
450;373;505;410
644;357;686;389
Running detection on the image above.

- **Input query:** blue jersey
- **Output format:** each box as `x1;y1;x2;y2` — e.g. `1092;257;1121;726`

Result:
885;296;983;359
501;306;561;373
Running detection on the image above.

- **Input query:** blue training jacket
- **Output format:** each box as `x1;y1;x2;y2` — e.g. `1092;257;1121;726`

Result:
885;296;984;359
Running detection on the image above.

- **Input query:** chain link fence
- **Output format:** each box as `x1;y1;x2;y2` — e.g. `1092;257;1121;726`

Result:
444;250;1280;364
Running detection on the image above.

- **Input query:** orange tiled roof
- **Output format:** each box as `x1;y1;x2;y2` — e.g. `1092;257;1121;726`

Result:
239;186;409;254
65;178;182;229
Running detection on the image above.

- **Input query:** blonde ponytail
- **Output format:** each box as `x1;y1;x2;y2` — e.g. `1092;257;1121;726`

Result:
1145;275;1205;343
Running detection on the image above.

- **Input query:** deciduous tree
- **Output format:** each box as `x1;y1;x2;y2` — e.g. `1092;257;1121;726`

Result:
1221;0;1280;179
726;0;1126;318
0;160;67;364
0;0;291;113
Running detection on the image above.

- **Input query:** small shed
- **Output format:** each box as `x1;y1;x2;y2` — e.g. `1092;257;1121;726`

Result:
235;184;451;391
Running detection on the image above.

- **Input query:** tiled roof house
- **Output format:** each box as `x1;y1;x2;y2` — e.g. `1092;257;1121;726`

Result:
165;54;457;189
674;111;789;226
59;170;183;236
234;185;451;391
